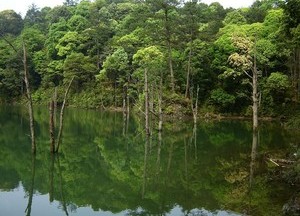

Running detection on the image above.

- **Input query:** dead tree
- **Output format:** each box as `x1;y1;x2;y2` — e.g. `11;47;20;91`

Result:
55;77;74;153
23;42;36;153
190;86;199;125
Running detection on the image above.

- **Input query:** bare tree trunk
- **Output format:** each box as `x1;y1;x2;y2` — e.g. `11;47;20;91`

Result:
158;75;163;132
122;85;126;114
49;100;55;153
2;38;36;153
54;87;57;126
144;68;150;137
126;75;130;116
56;77;74;153
190;86;199;125
185;48;192;98
157;129;162;174
253;40;258;130
168;44;175;92
23;42;36;154
150;84;154;113
122;86;127;136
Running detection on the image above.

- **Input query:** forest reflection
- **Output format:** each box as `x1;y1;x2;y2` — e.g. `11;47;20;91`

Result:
0;106;296;215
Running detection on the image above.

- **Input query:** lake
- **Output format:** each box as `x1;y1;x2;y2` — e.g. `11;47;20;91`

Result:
0;105;298;216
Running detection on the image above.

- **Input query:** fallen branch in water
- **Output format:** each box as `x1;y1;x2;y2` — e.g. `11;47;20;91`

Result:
267;158;296;167
268;158;280;167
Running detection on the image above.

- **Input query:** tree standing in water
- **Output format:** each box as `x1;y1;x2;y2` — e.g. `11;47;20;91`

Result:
133;46;164;137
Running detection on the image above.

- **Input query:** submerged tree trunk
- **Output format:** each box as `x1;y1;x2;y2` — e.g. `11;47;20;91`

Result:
142;137;149;199
56;77;74;153
250;129;258;188
23;42;36;154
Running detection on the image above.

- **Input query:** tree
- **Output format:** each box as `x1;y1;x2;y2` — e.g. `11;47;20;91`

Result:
0;10;23;36
261;72;290;113
282;0;300;102
228;35;259;129
133;46;164;136
24;4;47;29
223;10;247;26
146;0;181;92
63;52;97;90
99;48;129;107
56;31;89;57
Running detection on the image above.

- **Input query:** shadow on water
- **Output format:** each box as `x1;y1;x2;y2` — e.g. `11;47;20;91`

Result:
0;106;298;216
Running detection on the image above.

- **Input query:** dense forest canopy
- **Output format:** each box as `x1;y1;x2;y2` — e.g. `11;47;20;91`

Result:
0;0;299;117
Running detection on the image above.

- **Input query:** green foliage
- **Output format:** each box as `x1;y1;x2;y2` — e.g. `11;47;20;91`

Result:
0;68;22;100
56;31;89;57
21;27;46;53
99;47;129;81
0;106;297;215
0;10;23;36
0;0;298;117
286;113;300;129
133;46;164;71
209;88;236;112
63;52;97;90
223;10;247;26
266;72;289;91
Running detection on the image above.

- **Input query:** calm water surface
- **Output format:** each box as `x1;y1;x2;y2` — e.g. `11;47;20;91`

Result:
0;106;298;216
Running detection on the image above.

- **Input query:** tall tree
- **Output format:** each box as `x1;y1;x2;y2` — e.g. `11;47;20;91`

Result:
228;35;259;129
133;46;164;136
282;0;300;101
146;0;180;92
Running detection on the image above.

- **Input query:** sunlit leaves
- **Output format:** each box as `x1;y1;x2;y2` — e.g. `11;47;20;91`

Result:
56;31;89;57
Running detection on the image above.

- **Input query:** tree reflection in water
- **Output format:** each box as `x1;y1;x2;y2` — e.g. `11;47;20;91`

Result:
0;106;297;216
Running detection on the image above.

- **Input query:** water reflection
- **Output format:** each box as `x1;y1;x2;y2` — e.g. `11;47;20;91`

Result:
25;155;36;216
0;106;296;216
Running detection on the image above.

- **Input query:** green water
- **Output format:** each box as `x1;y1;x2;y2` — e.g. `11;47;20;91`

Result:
0;105;297;216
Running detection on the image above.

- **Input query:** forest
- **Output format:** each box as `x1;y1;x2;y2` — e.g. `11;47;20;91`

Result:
0;0;299;122
1;1;300;214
